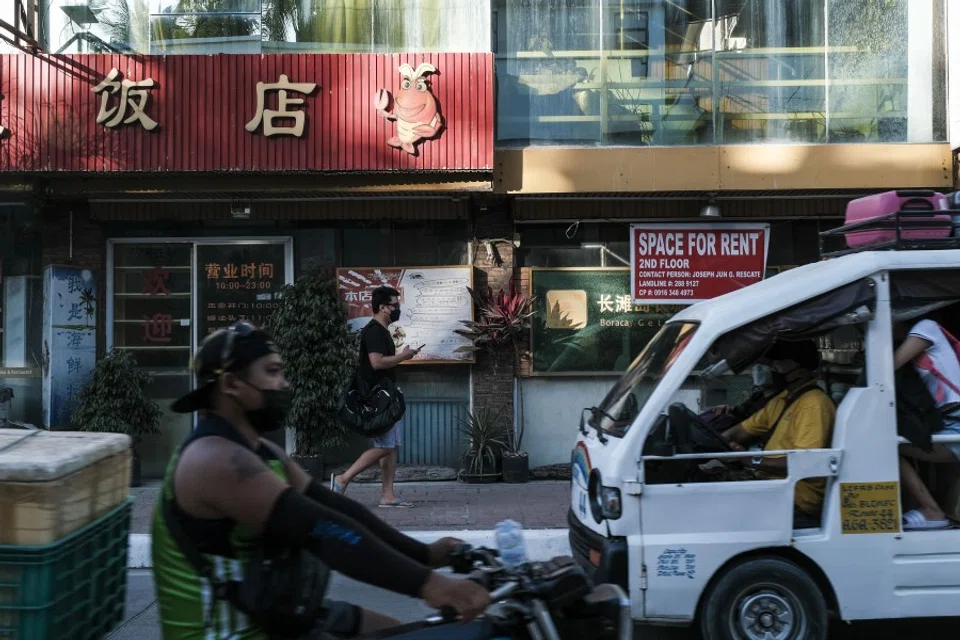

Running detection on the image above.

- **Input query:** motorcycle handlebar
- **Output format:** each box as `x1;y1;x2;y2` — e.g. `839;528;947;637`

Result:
435;580;520;624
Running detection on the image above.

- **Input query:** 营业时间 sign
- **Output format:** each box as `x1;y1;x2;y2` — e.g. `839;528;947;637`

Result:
630;223;770;304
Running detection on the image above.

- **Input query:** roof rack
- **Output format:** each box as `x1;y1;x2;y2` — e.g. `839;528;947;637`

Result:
819;209;960;259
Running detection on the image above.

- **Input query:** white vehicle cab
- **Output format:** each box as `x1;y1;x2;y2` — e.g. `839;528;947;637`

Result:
568;228;960;640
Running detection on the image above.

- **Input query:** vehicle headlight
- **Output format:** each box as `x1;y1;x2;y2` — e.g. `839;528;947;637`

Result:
588;469;622;523
600;486;622;520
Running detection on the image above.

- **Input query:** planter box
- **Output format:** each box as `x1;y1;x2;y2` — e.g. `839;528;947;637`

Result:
501;452;529;484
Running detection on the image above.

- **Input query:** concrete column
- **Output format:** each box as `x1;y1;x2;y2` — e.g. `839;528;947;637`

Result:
948;0;960;150
908;0;935;142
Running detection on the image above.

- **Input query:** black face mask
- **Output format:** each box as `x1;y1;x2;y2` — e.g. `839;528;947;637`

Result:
389;306;401;323
243;384;292;434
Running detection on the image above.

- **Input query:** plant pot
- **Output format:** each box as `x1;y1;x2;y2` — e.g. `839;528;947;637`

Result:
458;470;500;484
292;455;325;478
130;454;142;488
501;452;529;484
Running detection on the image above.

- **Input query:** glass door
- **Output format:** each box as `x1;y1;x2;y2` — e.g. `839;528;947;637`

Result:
109;242;194;477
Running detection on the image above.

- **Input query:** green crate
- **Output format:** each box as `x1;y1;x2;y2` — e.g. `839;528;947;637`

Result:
0;497;133;640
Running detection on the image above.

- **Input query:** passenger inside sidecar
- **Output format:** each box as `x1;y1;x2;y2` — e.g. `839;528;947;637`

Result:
639;283;875;529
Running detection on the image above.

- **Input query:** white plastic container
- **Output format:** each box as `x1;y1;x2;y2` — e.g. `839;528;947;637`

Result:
0;429;132;545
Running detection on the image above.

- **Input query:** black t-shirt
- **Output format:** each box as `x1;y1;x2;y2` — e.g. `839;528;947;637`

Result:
358;320;396;386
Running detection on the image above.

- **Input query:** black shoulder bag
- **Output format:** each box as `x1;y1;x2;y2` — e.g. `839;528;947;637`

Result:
338;324;406;439
160;493;330;639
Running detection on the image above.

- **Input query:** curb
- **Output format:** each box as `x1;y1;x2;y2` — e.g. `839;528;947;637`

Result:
128;530;571;569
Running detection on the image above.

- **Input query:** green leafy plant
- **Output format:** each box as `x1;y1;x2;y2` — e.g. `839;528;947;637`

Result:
454;286;536;354
268;268;356;456
71;349;162;447
457;406;506;477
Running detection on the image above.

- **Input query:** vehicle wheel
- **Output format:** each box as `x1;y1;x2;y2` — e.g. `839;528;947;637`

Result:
699;556;828;640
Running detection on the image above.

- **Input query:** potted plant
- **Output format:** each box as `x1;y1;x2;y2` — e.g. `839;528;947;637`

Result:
268;267;356;476
457;406;506;484
71;349;162;487
455;285;536;483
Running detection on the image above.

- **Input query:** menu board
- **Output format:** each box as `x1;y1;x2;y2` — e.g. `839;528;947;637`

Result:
336;266;475;364
197;243;287;337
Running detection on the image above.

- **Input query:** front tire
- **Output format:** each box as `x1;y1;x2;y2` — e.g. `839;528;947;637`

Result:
699;556;828;640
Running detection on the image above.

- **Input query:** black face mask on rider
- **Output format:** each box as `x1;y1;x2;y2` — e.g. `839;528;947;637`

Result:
389;305;401;323
237;379;292;434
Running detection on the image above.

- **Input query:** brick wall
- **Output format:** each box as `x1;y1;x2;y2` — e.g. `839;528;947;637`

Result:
471;204;517;436
40;202;107;353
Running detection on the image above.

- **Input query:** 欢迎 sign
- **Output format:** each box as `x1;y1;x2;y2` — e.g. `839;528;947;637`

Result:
630;223;770;304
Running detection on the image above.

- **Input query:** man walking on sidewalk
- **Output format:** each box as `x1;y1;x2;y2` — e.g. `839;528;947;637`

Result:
333;285;421;507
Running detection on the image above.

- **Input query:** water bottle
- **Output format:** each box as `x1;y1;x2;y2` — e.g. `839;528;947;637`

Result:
495;519;528;568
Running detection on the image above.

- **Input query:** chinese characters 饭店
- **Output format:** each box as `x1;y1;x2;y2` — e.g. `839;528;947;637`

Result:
92;67;159;131
245;74;318;138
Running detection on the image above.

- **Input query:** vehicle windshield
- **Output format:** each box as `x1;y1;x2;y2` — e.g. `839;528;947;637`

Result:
588;321;698;438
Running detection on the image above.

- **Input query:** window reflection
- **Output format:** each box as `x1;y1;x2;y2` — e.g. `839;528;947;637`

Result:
43;0;491;54
493;0;946;147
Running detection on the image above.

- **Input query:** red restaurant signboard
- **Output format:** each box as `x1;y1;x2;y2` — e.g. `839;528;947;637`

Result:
0;53;493;173
630;223;770;304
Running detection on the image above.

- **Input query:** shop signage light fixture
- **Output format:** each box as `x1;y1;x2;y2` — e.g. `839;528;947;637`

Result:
700;195;721;218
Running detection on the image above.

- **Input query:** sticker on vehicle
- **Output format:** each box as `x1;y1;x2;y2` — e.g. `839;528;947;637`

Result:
839;482;901;534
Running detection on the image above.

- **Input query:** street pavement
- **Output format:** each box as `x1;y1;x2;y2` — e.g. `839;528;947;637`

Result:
130;480;571;534
117;480;960;638
109;570;959;640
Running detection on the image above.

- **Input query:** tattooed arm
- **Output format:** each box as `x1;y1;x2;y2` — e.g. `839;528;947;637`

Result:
174;436;290;533
173;435;449;603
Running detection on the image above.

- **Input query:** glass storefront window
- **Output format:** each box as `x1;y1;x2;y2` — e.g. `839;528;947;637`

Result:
107;238;291;474
41;0;491;54
521;219;837;374
0;206;43;427
494;0;947;147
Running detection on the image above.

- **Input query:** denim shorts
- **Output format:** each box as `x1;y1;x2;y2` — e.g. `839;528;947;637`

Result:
938;421;960;461
371;418;403;449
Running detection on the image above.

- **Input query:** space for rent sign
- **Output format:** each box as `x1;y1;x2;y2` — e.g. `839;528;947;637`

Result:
630;223;770;304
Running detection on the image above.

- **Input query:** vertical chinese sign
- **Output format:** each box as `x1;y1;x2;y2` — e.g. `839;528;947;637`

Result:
41;266;97;428
196;244;287;336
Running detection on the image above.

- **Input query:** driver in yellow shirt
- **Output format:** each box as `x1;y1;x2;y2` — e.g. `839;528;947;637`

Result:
722;340;837;527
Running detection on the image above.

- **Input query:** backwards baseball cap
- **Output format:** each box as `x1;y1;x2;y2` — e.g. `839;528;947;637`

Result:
170;321;281;414
764;339;821;371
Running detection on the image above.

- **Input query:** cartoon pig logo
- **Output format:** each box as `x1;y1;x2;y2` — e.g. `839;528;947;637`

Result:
374;63;443;155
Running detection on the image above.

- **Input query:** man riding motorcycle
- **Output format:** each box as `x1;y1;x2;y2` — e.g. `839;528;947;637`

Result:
151;321;490;639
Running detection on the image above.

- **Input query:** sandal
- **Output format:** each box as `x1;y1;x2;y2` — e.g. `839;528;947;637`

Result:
903;509;949;530
330;473;345;495
378;500;414;508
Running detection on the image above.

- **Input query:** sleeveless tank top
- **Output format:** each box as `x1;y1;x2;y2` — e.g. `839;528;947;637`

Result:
151;414;287;640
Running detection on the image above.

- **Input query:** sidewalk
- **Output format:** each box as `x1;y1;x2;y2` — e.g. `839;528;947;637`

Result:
131;480;571;534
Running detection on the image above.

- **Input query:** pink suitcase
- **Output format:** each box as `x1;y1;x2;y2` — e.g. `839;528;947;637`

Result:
845;190;952;248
